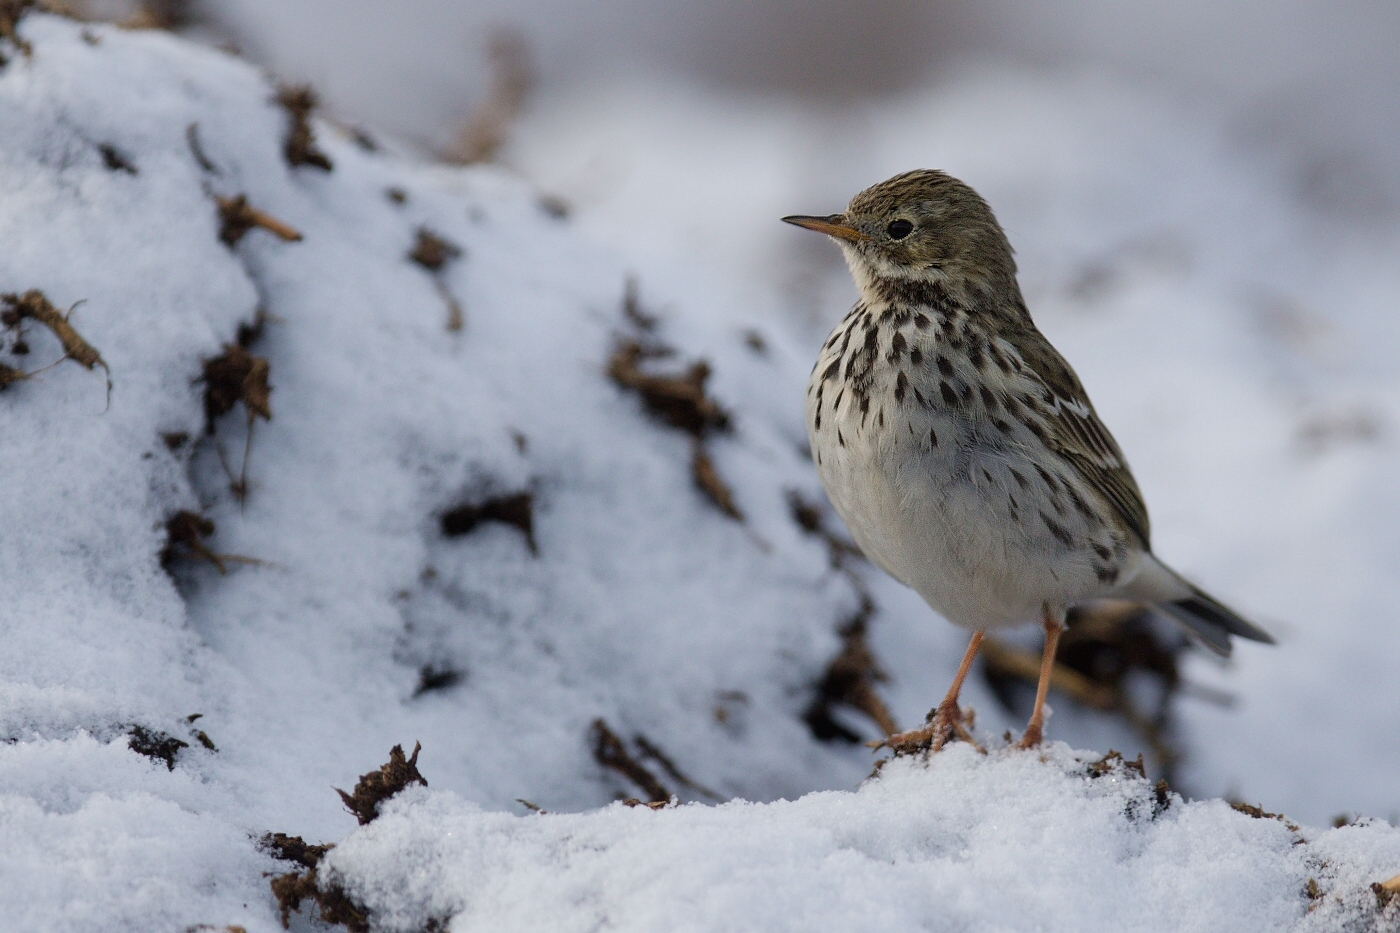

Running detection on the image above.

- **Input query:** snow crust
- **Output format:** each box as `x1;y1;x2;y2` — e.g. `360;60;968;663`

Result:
326;747;1400;933
0;13;1397;933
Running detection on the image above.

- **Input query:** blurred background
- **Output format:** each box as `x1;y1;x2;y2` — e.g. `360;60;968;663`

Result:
67;0;1400;820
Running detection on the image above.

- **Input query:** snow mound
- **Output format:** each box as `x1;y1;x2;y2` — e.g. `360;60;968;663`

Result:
326;745;1400;933
1;11;1397;933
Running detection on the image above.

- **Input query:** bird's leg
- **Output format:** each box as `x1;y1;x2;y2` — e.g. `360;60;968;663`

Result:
876;631;985;754
1016;607;1066;750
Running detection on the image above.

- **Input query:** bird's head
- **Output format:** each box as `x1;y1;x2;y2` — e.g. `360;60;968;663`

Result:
783;169;1017;302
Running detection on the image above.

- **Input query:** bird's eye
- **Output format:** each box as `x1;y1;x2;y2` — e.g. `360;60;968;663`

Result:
887;219;913;240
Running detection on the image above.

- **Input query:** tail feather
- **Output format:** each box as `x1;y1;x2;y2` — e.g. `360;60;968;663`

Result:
1115;555;1276;657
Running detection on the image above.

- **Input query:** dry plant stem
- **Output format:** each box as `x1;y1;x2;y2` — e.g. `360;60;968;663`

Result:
980;637;1118;711
434;279;463;332
216;195;303;244
877;631;985;753
1016;609;1067;749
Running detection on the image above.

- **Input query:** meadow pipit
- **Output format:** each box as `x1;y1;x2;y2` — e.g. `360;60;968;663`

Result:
785;170;1273;752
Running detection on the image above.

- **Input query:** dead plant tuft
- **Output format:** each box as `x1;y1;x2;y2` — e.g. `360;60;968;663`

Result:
621;277;656;331
589;718;670;804
216;195;302;246
408;227;461;271
2;290;111;402
447;29;533;165
608;340;729;437
804;595;898;741
1230;800;1301;833
199;343;271;501
275;84;333;171
269;866;367;933
1374;874;1400;910
118;0;198;30
335;742;427;825
161;509;261;574
260;832;332;870
441;491;536;554
0;0;35;58
186;122;218;173
632;734;721;801
691;443;742;519
1088;749;1146;779
128;725;189;770
98;143;137;174
413;664;462;696
407;228;465;331
200;343;270;424
0;361;26;389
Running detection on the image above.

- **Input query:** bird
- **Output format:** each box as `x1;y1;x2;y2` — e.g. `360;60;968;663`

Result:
784;169;1274;752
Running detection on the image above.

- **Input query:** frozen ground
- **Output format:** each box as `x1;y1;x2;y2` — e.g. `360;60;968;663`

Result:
0;12;1397;933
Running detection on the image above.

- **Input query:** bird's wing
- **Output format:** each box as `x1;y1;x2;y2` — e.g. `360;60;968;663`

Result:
1001;326;1152;548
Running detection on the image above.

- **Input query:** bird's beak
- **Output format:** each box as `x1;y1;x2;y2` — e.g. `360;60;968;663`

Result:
781;214;868;242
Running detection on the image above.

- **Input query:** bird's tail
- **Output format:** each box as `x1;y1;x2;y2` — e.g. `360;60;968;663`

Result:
1117;555;1276;657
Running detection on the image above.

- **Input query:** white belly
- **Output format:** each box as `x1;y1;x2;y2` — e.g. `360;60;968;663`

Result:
808;377;1136;632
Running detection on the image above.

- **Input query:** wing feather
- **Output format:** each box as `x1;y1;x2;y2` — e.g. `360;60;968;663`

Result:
1001;328;1152;547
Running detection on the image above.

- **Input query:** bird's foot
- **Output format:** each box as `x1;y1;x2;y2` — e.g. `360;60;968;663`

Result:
1014;721;1044;750
870;698;984;756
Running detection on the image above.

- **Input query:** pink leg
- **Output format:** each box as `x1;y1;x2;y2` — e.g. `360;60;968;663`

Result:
879;631;985;754
1015;607;1066;749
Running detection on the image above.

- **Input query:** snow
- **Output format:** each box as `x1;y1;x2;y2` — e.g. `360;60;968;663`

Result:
324;747;1400;933
1;11;1398;933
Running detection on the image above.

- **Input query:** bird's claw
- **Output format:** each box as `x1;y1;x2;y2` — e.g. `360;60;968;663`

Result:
869;700;984;756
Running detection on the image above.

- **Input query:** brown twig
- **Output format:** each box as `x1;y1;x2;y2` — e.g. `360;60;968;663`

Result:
216;195;302;246
276;84;333;171
589;718;670;804
0;0;36;57
1;290;111;403
446;30;533;165
335;742;427;826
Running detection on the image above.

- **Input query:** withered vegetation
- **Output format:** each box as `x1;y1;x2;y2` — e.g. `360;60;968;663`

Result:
607;340;729;437
1375;874;1400;911
186;122;218;173
441;490;536;555
447;30;533;165
1229;799;1301;833
408;227;461;272
413;664;462;696
786;490;897;743
691;445;742;519
275;84;333;171
1;290;111;401
264;744;429;931
589;718;670;804
407;228;466;330
335;742;427;825
127;725;188;771
803;594;898;741
200;343;270;424
1087;749;1173;818
199;341;271;501
98;143;137;174
160;509;260;575
0;0;35;59
632;734;721;801
608;284;744;520
983;599;1190;778
216;194;302;246
0;362;26;389
187;712;217;751
264;833;367;933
